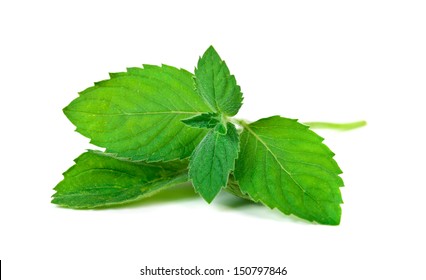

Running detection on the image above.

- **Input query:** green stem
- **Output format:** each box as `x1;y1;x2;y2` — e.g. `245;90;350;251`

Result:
231;118;366;131
232;118;249;129
303;120;367;131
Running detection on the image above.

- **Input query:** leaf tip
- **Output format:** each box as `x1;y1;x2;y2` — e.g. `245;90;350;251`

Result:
196;190;219;204
326;216;341;226
207;45;216;52
201;45;221;60
62;104;73;119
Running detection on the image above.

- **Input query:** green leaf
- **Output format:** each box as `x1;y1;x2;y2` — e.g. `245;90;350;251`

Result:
64;65;212;161
181;112;220;129
189;123;240;203
194;46;243;116
234;116;344;225
214;122;227;135
52;151;188;208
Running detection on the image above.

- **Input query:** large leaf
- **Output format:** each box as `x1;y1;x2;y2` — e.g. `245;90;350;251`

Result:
189;123;240;203
234;116;344;225
194;46;243;116
64;65;212;161
52;151;188;208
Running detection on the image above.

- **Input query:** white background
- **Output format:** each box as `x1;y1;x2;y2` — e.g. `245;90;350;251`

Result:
1;1;425;279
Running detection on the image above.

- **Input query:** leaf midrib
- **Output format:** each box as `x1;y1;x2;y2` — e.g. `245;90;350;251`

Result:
65;109;204;116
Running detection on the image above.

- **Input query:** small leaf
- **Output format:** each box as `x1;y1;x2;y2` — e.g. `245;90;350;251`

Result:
189;123;240;203
214;122;227;135
64;65;212;161
181;112;220;129
234;116;344;225
52;151;188;208
195;46;243;116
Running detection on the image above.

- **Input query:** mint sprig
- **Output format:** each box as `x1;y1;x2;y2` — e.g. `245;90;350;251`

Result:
54;46;365;225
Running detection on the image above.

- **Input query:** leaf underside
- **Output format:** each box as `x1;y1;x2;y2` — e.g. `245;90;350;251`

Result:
63;65;212;162
234;116;344;225
189;123;240;203
52;151;188;208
